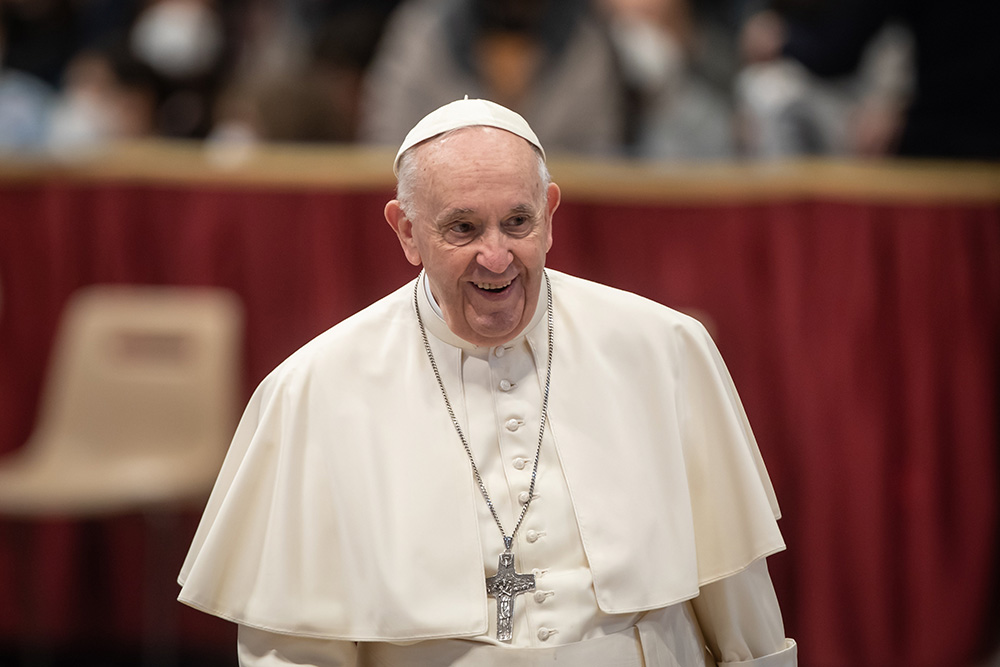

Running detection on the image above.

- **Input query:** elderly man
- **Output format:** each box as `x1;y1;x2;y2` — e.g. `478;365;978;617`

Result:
178;99;797;666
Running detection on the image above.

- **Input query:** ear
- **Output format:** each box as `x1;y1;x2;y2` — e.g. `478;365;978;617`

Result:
385;200;422;266
544;182;561;252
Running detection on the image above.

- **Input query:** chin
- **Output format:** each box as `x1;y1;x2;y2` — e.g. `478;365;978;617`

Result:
472;320;524;344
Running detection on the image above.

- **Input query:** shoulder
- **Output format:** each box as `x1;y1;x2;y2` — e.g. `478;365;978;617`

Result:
546;269;717;377
258;281;417;396
548;269;706;335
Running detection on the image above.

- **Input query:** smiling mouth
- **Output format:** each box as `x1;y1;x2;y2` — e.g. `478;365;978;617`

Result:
473;279;513;293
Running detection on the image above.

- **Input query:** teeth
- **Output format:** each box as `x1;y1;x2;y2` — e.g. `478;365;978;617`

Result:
476;280;512;290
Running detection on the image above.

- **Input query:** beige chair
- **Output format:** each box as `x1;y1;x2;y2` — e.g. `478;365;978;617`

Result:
0;284;243;665
0;284;243;516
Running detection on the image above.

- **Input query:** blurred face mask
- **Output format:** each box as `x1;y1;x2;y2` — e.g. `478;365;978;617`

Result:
608;16;685;91
130;0;224;79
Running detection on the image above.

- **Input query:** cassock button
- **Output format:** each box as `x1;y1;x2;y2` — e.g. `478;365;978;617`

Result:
499;379;513;391
537;628;552;641
505;418;520;432
533;590;548;603
518;491;531;504
493;346;506;358
512;457;527;470
526;530;539;543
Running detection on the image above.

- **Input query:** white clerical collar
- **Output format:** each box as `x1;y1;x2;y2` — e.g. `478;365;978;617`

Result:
418;270;548;351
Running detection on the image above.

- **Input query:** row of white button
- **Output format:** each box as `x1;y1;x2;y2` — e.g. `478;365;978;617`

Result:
493;346;556;644
533;569;556;641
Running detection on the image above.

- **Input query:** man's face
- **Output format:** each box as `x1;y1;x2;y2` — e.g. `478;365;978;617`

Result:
386;127;560;347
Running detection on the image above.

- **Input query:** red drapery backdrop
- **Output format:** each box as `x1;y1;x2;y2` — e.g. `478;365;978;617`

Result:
0;153;998;666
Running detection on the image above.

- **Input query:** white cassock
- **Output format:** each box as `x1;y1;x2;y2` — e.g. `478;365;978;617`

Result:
178;270;798;666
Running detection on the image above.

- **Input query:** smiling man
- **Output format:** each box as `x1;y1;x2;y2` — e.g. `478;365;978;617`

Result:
178;99;797;666
385;118;557;347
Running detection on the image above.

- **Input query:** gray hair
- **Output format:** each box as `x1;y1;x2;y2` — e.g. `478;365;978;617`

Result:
395;129;551;219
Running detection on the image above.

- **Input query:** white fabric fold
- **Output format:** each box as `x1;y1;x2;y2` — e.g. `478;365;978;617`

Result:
178;270;785;641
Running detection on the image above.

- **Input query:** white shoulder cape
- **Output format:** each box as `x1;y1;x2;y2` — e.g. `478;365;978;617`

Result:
178;270;784;640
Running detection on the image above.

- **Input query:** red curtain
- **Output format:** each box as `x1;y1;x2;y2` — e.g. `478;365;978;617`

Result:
0;175;997;666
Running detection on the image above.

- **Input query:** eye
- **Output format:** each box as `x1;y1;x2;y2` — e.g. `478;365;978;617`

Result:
504;215;534;237
443;221;477;245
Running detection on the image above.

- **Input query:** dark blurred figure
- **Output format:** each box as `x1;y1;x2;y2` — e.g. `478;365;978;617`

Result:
0;0;79;87
596;0;737;159
208;1;396;148
211;72;349;145
128;0;233;138
0;0;144;152
47;40;160;152
737;0;1000;160
0;15;55;151
360;0;740;160
311;7;394;141
358;0;630;155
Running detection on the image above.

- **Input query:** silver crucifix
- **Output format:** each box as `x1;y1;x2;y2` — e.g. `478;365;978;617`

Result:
485;551;535;642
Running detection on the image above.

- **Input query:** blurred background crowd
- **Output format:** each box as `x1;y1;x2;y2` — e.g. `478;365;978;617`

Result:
1;0;998;162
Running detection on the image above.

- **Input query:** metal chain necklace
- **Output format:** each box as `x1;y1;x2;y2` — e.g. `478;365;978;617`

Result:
413;270;554;643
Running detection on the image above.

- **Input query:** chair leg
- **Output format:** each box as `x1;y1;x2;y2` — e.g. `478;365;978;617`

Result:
141;511;180;667
6;519;54;667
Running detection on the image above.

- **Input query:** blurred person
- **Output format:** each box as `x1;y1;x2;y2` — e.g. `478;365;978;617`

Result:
0;0;143;152
210;72;349;147
129;0;232;138
0;22;56;152
47;43;159;153
179;97;797;666
309;7;398;142
214;3;391;145
598;0;738;159
735;3;913;158
0;0;75;152
225;0;313;85
0;67;52;151
358;0;629;155
735;0;1000;160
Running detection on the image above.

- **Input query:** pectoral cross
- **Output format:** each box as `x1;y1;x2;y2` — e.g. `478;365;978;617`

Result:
485;551;535;642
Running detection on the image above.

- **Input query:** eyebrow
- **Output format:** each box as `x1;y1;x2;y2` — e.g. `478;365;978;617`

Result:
434;203;539;226
508;203;538;218
435;208;476;225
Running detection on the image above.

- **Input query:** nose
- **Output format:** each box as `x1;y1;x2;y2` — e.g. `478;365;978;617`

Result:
476;227;513;274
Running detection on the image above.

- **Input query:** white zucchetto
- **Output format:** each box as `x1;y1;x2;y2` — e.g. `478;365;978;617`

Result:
393;98;546;175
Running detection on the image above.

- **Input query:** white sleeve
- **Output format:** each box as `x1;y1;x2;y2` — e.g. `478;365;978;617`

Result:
237;625;359;667
691;558;798;666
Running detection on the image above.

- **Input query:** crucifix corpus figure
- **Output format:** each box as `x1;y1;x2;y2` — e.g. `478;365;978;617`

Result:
486;551;536;642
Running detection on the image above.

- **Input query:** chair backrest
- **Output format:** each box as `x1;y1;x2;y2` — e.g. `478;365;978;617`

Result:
29;284;244;483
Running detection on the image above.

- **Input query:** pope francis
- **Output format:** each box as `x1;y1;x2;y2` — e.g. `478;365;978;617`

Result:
177;98;798;666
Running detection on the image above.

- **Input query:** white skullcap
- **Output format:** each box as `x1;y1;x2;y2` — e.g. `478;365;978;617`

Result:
393;97;545;175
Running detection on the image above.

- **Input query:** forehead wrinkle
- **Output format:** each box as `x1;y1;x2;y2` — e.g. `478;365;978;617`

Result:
409;128;547;225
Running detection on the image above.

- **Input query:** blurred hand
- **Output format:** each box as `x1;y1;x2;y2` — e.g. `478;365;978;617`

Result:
850;97;906;156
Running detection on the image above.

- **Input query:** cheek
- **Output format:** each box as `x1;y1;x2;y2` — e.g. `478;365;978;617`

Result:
518;234;551;265
425;243;474;281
